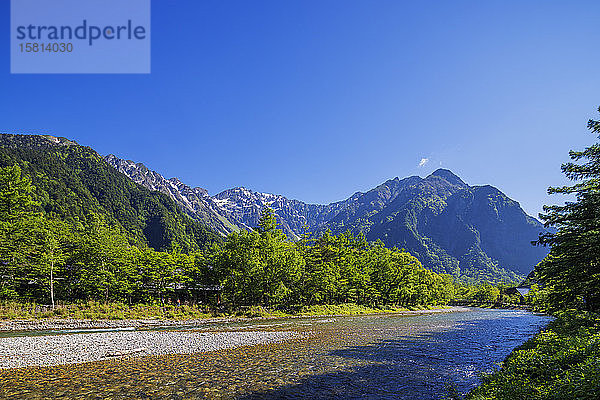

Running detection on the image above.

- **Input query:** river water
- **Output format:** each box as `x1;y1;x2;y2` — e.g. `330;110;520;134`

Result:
0;308;551;399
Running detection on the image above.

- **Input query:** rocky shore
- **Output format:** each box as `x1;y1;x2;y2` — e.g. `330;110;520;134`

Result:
0;306;469;332
0;317;239;332
0;307;470;370
0;330;299;369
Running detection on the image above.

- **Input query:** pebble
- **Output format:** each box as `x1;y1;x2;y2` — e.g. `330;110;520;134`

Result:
0;330;299;369
0;318;241;332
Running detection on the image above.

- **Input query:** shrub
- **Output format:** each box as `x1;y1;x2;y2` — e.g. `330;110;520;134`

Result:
467;312;600;400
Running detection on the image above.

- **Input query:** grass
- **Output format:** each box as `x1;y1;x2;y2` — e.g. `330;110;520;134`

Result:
297;303;446;316
465;310;600;400
0;301;215;320
450;300;529;309
232;303;448;319
0;301;448;321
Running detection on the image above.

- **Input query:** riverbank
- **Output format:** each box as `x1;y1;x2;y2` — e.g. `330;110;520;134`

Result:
0;330;300;369
0;308;549;399
0;301;454;320
0;306;469;370
449;300;531;310
0;301;215;321
0;306;469;332
466;311;599;400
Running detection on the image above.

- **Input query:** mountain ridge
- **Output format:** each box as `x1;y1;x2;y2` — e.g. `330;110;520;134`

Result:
0;134;547;282
103;152;548;282
0;134;220;252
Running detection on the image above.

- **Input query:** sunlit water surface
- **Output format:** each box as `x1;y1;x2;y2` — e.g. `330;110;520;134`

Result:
0;308;551;399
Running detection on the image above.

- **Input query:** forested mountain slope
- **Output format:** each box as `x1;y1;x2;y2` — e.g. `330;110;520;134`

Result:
0;134;219;252
325;170;548;281
105;154;239;236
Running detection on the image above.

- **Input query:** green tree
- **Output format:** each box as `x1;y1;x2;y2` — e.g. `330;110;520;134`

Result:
0;165;41;298
473;284;500;303
74;213;133;302
256;207;278;234
215;210;305;308
33;218;72;308
536;107;600;311
302;230;343;304
0;165;38;222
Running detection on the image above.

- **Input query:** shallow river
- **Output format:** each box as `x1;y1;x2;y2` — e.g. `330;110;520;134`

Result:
0;308;551;399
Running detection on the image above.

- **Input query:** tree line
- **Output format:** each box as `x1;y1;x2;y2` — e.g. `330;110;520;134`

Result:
0;165;456;309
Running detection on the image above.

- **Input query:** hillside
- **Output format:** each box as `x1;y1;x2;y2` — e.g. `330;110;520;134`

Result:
323;170;548;281
0;134;219;252
105;154;239;236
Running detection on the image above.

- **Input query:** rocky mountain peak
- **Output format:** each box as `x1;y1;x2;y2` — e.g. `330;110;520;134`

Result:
103;154;239;236
427;168;467;187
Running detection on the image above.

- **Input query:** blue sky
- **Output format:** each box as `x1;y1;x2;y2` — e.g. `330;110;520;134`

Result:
2;1;600;218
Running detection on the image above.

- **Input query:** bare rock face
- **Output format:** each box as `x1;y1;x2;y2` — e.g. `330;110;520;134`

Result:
105;154;239;236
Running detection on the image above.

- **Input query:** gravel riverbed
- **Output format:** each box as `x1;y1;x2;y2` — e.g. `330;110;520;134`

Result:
0;307;469;332
0;308;468;370
0;330;300;369
0;318;239;332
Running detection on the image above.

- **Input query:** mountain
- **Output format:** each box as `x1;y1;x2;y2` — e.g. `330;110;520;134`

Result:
104;154;239;236
0;133;547;281
105;153;547;282
322;169;548;281
212;188;340;239
0;134;220;252
105;155;353;240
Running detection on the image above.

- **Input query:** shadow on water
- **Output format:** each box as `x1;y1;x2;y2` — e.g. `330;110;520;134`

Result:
0;310;551;400
238;314;549;400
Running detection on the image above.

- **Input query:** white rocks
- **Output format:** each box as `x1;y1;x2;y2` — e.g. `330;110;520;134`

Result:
0;318;237;332
0;330;299;369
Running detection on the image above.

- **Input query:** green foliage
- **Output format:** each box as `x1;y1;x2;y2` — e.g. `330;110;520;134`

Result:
0;165;41;298
213;214;455;309
473;284;500;303
214;222;304;308
298;303;429;316
0;135;220;253
524;284;550;312
0;301;214;320
466;107;600;399
0;163;209;305
0;164;38;222
452;282;537;308
535;107;600;312
467;312;600;400
256;207;278;234
0;154;455;313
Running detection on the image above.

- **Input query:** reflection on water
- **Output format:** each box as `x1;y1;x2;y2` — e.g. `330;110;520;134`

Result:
0;308;551;399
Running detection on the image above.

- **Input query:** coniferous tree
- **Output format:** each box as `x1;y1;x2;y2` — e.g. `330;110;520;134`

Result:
536;107;600;311
256;207;278;234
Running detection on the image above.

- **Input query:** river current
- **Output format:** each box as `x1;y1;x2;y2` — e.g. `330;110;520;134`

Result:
0;308;551;399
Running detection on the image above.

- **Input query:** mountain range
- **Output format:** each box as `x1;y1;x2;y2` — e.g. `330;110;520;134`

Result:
104;153;549;282
0;133;549;282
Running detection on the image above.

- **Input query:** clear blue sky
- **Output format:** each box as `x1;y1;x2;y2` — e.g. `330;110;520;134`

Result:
2;1;599;218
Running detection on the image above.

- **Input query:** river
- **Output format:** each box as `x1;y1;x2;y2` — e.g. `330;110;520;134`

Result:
0;308;551;399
